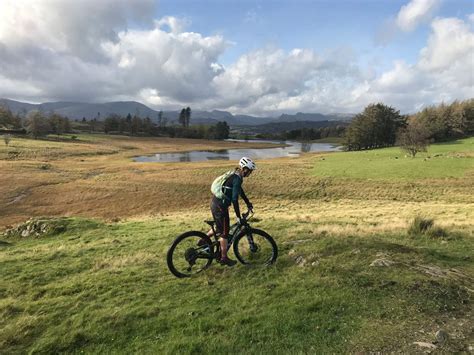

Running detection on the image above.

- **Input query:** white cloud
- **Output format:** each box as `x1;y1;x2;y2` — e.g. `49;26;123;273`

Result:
0;0;471;116
347;16;474;112
396;0;441;32
419;17;474;71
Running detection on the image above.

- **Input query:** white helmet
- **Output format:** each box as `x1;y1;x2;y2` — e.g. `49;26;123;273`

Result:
239;157;256;170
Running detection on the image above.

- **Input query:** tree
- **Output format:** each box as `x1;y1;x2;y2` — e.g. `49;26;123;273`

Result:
3;134;12;146
118;117;126;133
213;121;230;139
0;105;21;129
179;108;186;127
185;107;191;127
344;103;405;151
49;113;68;136
143;116;153;135
131;115;142;135
104;114;119;133
25;110;50;138
397;118;431;157
125;113;132;132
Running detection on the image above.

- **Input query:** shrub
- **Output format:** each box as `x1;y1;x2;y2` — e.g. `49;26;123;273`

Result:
426;226;448;238
408;216;447;238
3;134;12;146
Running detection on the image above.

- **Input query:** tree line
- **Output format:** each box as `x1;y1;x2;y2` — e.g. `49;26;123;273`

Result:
343;99;474;155
0;104;230;140
0;106;72;138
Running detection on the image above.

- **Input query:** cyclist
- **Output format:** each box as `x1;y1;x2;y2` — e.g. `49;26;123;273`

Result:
207;157;256;266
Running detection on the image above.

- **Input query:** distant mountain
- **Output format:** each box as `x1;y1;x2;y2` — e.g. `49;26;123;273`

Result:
0;98;353;126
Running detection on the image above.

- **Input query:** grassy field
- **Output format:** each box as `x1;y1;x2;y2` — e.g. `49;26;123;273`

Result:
1;134;473;353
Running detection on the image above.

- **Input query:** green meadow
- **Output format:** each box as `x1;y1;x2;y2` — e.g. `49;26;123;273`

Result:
1;137;473;353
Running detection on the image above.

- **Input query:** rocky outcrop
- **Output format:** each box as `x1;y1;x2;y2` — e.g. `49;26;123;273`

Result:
3;218;67;238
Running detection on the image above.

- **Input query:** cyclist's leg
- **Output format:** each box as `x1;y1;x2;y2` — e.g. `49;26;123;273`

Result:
211;198;234;264
218;211;230;259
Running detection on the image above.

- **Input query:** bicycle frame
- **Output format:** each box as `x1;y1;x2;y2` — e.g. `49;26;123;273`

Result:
209;210;254;254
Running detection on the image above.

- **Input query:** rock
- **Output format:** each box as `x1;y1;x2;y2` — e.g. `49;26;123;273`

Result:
413;341;437;349
370;258;395;267
3;218;68;238
435;329;448;345
21;230;30;237
351;249;361;254
295;255;306;266
289;250;319;267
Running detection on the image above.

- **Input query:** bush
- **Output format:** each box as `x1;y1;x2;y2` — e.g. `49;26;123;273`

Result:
3;134;12;146
426;226;448;238
408;216;447;238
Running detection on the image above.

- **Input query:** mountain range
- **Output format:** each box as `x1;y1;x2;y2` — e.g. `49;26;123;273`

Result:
0;98;353;126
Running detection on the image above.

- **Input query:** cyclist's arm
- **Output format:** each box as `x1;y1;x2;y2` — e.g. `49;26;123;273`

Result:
240;188;250;206
231;176;242;219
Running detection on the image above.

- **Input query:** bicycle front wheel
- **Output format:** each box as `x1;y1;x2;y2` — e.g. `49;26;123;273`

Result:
167;231;214;278
233;228;278;266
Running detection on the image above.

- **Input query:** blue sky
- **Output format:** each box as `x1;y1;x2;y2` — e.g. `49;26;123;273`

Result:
0;0;472;115
155;0;472;70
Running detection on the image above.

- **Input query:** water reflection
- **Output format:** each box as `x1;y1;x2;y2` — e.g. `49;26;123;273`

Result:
301;142;312;153
134;140;341;163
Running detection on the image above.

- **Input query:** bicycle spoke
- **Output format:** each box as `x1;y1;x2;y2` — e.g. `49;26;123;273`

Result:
168;234;213;277
235;230;276;265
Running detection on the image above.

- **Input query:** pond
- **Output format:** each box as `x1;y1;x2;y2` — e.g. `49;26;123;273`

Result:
133;139;341;163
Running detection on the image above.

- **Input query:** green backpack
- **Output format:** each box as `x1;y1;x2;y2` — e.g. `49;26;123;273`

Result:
211;170;236;200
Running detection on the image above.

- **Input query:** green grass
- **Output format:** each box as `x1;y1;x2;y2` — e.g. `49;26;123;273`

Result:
1;137;473;353
313;137;474;180
1;216;472;354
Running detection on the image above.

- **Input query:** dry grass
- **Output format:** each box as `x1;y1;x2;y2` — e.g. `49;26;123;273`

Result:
1;134;473;235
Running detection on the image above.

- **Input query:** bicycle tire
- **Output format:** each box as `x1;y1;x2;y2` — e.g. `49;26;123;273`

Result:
167;231;214;278
233;228;278;266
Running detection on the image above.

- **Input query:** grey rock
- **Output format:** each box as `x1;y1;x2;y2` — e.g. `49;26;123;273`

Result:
413;341;437;349
435;329;448;345
370;258;395;267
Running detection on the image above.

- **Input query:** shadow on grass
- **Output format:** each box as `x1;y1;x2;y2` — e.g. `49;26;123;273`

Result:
0;240;13;247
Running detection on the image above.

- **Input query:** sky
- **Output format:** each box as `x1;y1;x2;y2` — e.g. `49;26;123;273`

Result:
0;0;472;116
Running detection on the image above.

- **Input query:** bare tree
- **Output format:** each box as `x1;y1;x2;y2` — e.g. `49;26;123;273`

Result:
397;119;431;157
25;110;50;139
3;134;12;146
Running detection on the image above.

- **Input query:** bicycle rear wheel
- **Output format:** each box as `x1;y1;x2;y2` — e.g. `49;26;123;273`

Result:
233;228;278;266
167;231;214;278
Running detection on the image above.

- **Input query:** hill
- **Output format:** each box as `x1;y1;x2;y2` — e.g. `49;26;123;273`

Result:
0;98;352;126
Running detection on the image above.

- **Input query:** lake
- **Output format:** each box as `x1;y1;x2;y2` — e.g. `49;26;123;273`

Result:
133;139;341;163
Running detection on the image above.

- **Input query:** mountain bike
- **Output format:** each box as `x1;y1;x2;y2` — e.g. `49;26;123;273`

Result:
166;210;278;278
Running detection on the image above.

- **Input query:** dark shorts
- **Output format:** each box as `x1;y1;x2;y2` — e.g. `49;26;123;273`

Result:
210;196;229;238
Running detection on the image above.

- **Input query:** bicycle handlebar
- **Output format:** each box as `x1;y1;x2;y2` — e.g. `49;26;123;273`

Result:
241;209;254;223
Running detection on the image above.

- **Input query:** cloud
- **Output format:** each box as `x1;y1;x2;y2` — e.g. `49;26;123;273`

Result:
349;16;474;113
0;0;228;106
0;1;471;116
396;0;441;32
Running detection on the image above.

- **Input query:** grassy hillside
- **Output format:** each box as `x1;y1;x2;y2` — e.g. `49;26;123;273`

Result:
1;135;473;353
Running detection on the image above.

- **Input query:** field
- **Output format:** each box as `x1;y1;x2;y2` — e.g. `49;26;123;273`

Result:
1;134;473;353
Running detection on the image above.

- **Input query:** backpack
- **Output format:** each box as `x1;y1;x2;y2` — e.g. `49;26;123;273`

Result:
211;170;237;200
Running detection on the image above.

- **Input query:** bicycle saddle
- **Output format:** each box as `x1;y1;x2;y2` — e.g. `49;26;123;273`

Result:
205;220;215;227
